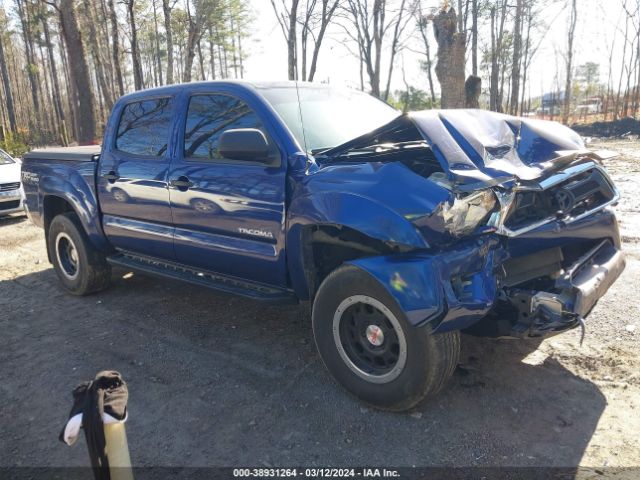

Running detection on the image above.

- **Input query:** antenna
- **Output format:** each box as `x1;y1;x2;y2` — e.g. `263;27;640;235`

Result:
295;80;311;164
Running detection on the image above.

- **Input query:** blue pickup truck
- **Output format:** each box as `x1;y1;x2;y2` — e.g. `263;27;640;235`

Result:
22;81;625;411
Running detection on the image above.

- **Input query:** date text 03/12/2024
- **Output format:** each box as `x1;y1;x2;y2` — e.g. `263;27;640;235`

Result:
232;468;400;478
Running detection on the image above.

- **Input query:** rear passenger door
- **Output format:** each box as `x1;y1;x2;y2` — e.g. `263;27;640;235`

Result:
98;96;176;260
168;92;288;287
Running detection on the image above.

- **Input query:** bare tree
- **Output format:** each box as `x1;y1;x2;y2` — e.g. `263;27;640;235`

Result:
344;0;412;98
471;0;478;76
162;0;175;84
151;0;164;85
16;0;42;130
41;9;68;144
81;0;114;110
271;0;301;80
0;29;17;133
416;7;436;104
489;0;508;112
107;0;125;96
124;0;144;90
563;0;577;124
509;0;523;115
299;0;340;81
55;0;97;143
382;0;414;102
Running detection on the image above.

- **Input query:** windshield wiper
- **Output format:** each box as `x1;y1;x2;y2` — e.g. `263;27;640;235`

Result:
336;140;429;158
311;146;334;156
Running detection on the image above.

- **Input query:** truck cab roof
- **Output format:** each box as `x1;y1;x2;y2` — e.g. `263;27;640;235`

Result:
115;80;331;104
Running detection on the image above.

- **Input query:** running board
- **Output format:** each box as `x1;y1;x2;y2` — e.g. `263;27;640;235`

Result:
107;253;297;304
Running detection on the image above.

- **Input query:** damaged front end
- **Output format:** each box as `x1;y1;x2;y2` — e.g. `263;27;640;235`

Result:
322;109;625;339
498;239;625;339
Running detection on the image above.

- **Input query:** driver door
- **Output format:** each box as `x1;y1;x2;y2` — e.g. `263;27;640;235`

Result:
168;91;287;287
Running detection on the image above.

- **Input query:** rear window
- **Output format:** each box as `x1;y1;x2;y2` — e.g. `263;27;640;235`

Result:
115;97;173;156
0;149;14;165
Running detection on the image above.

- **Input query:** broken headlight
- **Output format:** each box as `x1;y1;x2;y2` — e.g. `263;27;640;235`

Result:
441;189;497;237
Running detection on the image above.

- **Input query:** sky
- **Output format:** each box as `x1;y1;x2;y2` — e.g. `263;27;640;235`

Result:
242;0;630;102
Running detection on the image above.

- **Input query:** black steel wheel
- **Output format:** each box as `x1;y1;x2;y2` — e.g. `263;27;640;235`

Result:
334;295;407;384
48;212;111;295
313;265;460;411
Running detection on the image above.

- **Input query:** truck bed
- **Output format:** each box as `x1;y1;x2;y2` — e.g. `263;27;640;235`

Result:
23;145;101;162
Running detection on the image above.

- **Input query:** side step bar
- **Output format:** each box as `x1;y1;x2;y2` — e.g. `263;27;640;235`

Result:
107;253;298;304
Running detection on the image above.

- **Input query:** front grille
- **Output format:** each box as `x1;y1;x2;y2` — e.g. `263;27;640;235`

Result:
0;200;20;211
0;182;20;192
505;166;616;231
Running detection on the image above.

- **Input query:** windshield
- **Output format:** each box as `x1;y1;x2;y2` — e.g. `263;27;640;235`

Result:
259;86;400;153
0;149;15;165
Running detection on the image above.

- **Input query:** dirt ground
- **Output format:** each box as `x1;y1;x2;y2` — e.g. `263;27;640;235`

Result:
1;139;639;470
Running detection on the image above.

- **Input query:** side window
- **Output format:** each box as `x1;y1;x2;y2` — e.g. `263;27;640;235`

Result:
115;97;173;156
184;94;269;160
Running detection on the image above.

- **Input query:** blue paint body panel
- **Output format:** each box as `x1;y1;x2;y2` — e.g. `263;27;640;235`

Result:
21;81;625;335
348;236;504;331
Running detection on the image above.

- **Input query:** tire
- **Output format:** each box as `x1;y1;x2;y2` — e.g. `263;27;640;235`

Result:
312;265;460;411
48;212;111;295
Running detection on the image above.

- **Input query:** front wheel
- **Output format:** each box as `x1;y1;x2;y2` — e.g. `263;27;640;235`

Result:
312;265;460;411
48;212;111;295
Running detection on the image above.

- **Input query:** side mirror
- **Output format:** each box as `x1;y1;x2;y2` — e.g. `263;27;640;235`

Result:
218;128;270;162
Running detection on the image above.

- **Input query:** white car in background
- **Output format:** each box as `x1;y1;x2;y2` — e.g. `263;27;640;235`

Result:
0;148;25;217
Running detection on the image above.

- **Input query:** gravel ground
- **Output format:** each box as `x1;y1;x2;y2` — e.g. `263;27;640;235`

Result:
1;140;639;469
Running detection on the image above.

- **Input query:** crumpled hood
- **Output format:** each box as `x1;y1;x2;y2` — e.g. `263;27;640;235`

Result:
409;109;590;188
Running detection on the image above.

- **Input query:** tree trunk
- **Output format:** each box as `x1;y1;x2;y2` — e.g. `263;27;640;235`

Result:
519;5;533;116
107;0;125;96
42;15;69;145
433;7;466;109
126;0;144;90
0;33;17;133
465;75;481;108
82;0;114;111
300;4;311;81
417;14;436;104
288;0;299;80
208;26;216;80
196;38;206;81
308;1;338;82
509;0;523;115
59;0;96;144
383;0;408;101
471;0;478;77
371;0;384;98
489;1;507;112
563;0;577;124
184;18;198;82
162;0;174;84
16;0;42;131
237;30;244;79
489;6;498;111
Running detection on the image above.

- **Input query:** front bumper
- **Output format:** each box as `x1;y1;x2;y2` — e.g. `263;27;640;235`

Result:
506;240;625;338
348;209;624;337
0;188;25;215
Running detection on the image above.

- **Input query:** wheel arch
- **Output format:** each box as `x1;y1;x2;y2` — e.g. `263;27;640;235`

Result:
286;191;429;301
288;223;411;301
42;193;110;263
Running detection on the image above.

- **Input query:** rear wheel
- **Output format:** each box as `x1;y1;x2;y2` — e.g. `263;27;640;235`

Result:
48;212;111;295
312;265;460;411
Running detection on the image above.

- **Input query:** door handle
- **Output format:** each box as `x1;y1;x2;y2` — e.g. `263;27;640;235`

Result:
103;171;120;183
170;176;194;191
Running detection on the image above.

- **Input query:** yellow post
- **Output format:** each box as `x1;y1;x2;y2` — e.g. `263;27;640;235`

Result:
104;422;134;480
